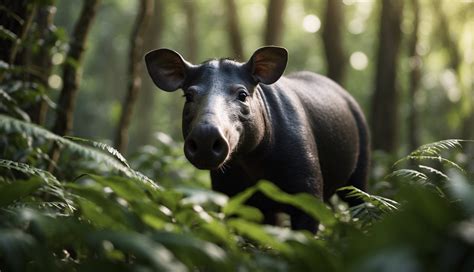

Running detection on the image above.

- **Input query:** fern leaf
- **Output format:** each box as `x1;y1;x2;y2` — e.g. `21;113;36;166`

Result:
386;169;428;183
0;159;74;212
406;155;464;172
0;89;30;121
0;159;60;185
409;139;462;156
393;139;467;167
418;165;449;180
0;115;159;190
338;186;399;212
64;136;130;168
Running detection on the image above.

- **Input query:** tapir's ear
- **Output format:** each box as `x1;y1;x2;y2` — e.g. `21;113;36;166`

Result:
145;49;191;92
246;46;288;85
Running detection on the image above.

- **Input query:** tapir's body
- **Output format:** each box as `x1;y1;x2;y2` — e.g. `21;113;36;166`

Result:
211;72;369;231
145;47;370;232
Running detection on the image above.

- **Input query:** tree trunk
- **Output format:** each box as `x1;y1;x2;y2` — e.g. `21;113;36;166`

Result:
49;0;99;172
264;0;286;45
114;0;153;154
27;3;57;125
370;0;404;153
407;0;421;152
183;0;198;62
52;0;99;136
224;0;244;59
322;0;345;85
133;0;165;148
433;0;460;71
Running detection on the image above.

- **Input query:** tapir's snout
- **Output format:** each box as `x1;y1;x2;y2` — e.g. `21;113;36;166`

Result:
184;124;230;170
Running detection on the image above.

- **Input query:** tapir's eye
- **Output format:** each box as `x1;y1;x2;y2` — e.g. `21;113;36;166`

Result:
237;91;248;102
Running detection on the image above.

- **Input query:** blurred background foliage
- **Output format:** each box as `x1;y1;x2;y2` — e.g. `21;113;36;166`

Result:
49;0;472;154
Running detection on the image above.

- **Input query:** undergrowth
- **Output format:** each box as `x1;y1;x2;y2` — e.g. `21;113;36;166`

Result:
0;115;473;272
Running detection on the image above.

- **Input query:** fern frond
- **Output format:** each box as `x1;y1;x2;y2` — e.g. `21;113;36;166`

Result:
409;139;463;156
394;139;466;167
418;165;449;180
0;89;30;121
0;115;159;190
338;186;399;212
386;169;428;183
0;159;60;185
0;159;74;212
405;155;464;172
64;136;130;168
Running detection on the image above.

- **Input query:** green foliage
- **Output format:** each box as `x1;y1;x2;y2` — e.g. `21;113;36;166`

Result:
0;133;473;271
0;114;156;188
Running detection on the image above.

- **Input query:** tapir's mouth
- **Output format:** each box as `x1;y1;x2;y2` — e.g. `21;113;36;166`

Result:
184;146;230;170
187;158;228;170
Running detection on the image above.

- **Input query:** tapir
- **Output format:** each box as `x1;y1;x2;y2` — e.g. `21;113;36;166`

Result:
145;46;370;232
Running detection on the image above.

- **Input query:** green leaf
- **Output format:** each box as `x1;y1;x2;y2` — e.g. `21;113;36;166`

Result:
257;181;337;227
0;25;17;41
64;136;131;168
151;231;229;270
67;184;136;230
0;229;42;271
87;231;187;271
0;160;74;211
0;115;158;189
228;218;290;252
177;186;228;207
0;178;42;207
223;185;258;216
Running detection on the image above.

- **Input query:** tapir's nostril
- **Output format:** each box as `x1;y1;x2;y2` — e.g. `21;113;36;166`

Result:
188;139;198;154
212;138;223;154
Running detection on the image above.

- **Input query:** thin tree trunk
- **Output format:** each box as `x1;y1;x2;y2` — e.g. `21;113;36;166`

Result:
49;0;99;171
224;0;244;59
322;0;345;85
28;3;57;125
407;0;421;152
264;0;286;45
114;0;153;154
433;0;460;71
370;0;404;153
183;0;198;62
133;0;165;148
52;0;99;136
8;2;37;66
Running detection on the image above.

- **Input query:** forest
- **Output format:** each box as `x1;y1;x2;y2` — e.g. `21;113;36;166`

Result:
0;0;473;271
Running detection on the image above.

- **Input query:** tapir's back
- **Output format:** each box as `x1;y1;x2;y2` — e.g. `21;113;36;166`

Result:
265;71;367;198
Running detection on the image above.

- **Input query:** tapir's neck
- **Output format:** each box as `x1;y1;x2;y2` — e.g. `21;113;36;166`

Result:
231;85;273;180
254;85;273;151
239;86;273;154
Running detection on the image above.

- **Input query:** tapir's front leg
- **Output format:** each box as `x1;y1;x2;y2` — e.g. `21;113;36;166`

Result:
289;207;318;232
211;163;280;226
276;163;324;233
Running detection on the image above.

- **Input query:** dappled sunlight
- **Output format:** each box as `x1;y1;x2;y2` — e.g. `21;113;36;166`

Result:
350;51;369;70
302;14;321;33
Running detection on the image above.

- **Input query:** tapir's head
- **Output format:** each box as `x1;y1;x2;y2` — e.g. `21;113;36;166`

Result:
145;47;287;170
